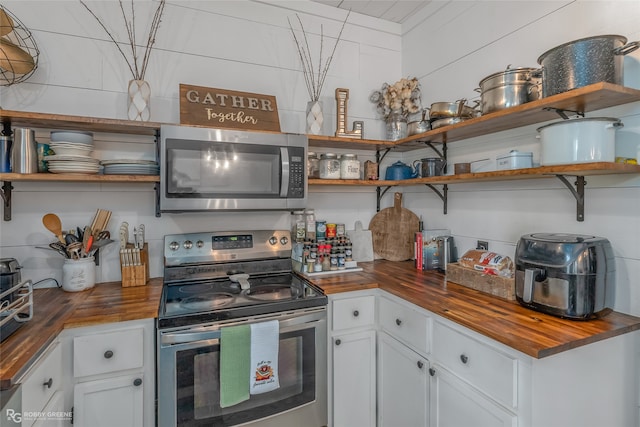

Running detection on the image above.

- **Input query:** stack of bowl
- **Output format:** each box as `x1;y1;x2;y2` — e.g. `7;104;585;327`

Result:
45;131;100;174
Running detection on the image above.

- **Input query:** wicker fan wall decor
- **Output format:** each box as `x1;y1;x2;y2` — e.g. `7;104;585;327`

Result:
0;5;39;86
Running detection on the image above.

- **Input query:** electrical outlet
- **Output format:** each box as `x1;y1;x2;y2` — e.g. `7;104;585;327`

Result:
477;240;489;250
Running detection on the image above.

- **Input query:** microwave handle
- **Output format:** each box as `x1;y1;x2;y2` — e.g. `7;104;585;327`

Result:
280;147;290;197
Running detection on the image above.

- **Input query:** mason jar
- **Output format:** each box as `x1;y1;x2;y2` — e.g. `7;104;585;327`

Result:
340;153;360;179
319;153;340;179
307;151;320;178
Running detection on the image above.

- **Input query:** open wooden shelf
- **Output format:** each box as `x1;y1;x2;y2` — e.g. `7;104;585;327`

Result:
0;173;159;183
308;82;640;151
309;162;640;187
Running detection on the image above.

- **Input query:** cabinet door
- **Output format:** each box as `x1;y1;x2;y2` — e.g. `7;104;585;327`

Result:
378;333;429;427
32;391;68;427
21;341;63;427
73;374;144;427
332;330;376;427
430;364;516;427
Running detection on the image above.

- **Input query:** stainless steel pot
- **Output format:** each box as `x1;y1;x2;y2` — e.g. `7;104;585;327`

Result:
430;117;465;129
478;67;541;114
429;100;478;120
416;157;446;177
408;109;430;136
537;35;640;97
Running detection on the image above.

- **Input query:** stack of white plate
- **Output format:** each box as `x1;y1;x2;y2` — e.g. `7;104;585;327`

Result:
47;131;98;174
45;155;101;174
100;159;159;175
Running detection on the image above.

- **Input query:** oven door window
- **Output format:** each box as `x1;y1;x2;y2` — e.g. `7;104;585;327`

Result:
166;139;281;199
175;329;316;427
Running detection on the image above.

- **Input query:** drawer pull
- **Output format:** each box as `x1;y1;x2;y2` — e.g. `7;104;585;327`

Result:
417;361;424;369
395;318;402;326
353;310;359;317
460;354;469;364
133;378;143;387
43;378;53;389
335;339;342;346
104;350;114;359
429;367;435;377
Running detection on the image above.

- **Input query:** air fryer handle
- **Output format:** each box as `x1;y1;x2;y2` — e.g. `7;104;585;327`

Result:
523;268;544;303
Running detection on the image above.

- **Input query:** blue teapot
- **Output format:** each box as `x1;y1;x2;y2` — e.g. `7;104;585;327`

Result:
384;160;420;180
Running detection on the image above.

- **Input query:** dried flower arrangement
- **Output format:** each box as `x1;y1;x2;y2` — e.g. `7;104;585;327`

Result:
288;12;350;102
79;0;166;81
370;77;422;120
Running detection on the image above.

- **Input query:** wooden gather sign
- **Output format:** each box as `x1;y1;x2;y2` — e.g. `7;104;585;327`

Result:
180;84;281;132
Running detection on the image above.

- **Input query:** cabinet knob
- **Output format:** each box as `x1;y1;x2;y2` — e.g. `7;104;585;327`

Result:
429;368;436;377
460;354;469;364
353;310;359;317
335;339;341;346
43;378;53;389
395;318;402;326
104;350;114;359
133;378;143;387
417;361;424;369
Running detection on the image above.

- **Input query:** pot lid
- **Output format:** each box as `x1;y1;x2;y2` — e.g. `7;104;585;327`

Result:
536;117;621;132
478;66;539;85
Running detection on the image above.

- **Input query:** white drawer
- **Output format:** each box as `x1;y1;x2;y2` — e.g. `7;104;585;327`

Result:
432;321;517;409
332;295;375;331
74;327;144;378
379;296;430;354
21;341;63;427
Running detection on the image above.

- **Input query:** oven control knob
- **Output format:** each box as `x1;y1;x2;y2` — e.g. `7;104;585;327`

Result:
183;240;193;249
280;236;288;245
196;240;204;248
269;236;278;246
169;241;180;251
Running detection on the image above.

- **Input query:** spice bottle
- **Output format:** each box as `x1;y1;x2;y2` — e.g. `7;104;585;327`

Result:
292;210;306;242
305;209;316;241
330;249;338;271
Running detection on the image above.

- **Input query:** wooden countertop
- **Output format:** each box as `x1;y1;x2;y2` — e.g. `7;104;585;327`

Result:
307;260;640;359
0;278;163;390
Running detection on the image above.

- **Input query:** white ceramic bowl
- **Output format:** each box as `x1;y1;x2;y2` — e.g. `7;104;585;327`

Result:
50;130;94;145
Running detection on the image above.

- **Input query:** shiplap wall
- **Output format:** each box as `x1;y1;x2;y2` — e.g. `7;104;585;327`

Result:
1;0;639;318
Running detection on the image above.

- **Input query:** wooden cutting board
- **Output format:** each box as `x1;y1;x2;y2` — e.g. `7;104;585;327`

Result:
369;192;419;261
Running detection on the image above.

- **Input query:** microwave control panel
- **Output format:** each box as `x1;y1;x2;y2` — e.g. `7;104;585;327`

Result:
288;147;305;198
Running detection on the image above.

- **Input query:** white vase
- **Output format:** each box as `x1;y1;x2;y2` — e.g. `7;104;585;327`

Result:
128;79;151;121
306;100;324;135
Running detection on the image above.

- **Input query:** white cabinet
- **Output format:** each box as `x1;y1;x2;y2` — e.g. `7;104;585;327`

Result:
60;318;155;427
378;332;429;427
32;391;67;427
73;373;144;427
378;294;431;355
328;292;377;427
429;364;517;427
332;330;377;427
20;340;67;427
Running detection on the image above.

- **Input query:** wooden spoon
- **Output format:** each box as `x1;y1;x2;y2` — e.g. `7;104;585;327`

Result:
42;213;66;244
0;9;14;37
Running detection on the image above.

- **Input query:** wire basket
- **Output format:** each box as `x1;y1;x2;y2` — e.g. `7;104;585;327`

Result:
0;6;39;86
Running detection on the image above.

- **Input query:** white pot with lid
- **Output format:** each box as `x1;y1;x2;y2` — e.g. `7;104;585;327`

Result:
537;117;623;166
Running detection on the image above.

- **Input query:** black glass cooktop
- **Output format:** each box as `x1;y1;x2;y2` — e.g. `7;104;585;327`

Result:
158;272;326;329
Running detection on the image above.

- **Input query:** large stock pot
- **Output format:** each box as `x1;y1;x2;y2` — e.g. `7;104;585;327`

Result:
537;35;639;97
478;67;541;114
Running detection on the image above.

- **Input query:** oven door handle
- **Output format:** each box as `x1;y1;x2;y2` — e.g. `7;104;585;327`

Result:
162;330;221;345
280;147;289;197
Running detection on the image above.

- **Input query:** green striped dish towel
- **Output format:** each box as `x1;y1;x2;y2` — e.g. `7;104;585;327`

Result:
220;324;251;408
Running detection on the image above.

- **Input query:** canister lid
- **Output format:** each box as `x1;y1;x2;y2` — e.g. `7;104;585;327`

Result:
341;154;357;160
320;153;337;159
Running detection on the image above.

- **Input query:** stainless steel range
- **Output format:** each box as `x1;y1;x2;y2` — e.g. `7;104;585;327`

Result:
157;230;328;427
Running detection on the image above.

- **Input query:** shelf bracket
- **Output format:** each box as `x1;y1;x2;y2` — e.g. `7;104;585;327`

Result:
543;107;585;120
555;175;585;222
376;147;391;164
1;181;12;221
424;184;448;214
376;186;392;211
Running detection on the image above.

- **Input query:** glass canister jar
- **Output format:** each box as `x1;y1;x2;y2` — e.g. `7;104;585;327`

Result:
307;151;320;178
340;153;361;179
319;153;340;179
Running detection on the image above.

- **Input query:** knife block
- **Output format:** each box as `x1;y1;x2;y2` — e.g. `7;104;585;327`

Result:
120;243;149;287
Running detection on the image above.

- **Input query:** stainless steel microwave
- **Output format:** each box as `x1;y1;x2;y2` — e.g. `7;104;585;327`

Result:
160;125;307;212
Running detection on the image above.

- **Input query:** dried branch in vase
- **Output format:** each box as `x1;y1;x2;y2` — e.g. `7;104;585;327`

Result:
288;11;350;102
79;0;166;81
